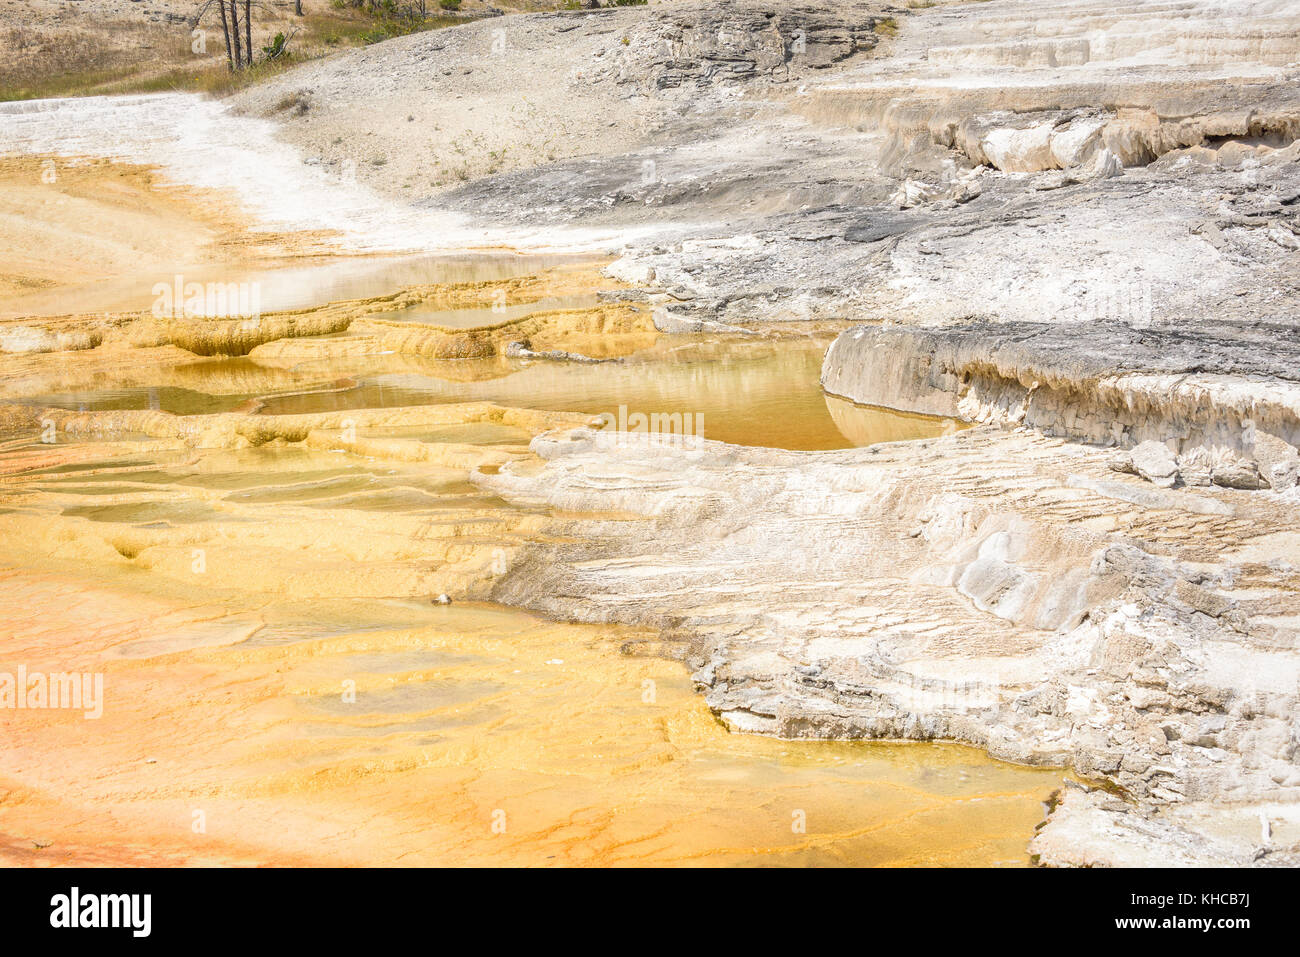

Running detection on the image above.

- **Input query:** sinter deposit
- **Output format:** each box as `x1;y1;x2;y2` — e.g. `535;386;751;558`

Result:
2;0;1299;867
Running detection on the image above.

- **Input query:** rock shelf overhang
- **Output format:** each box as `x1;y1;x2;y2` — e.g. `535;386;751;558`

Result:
822;322;1300;491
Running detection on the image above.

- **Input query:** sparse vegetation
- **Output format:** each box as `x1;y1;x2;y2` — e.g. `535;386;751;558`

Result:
273;89;312;114
0;1;467;100
262;31;294;60
333;0;463;46
0;23;169;100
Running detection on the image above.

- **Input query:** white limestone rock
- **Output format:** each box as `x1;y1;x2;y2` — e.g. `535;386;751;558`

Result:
1124;440;1177;487
1254;432;1300;490
1213;457;1267;490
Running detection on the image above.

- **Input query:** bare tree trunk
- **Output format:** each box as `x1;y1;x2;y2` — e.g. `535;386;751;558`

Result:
217;0;235;71
295;0;303;15
244;0;253;67
229;0;243;69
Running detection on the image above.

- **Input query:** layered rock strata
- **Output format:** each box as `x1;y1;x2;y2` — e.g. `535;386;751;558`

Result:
822;321;1300;491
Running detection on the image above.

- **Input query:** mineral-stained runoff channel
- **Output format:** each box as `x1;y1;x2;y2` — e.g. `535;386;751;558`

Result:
0;184;1056;865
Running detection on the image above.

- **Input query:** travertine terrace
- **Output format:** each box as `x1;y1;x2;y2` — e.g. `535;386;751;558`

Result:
2;0;1299;867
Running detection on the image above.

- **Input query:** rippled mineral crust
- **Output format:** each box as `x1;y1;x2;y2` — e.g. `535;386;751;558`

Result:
0;227;1060;865
0;391;1058;868
3;0;1300;868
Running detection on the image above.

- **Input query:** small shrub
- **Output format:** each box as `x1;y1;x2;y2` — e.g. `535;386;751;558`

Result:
274;90;311;115
263;32;290;59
